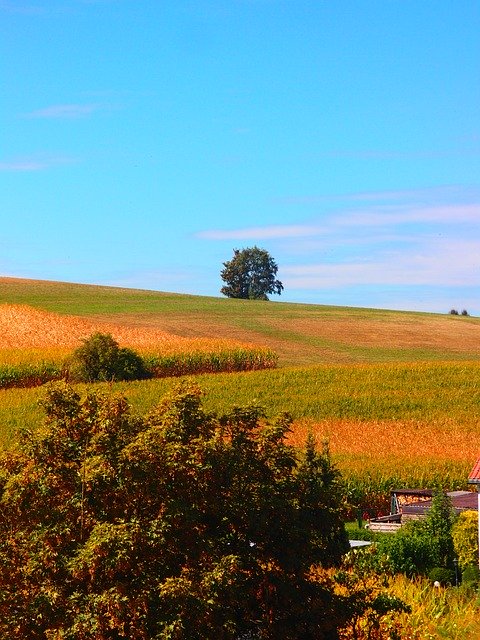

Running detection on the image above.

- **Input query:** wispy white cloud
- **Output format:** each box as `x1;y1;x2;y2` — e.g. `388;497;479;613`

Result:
275;185;480;207
0;155;78;171
334;203;479;228
198;202;479;242
24;103;102;119
282;238;480;289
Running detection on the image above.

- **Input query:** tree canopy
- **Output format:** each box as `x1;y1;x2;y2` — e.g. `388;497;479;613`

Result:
0;381;360;639
220;246;284;300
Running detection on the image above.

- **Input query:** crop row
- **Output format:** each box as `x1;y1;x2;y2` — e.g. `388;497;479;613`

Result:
0;346;278;390
0;362;63;390
145;347;278;377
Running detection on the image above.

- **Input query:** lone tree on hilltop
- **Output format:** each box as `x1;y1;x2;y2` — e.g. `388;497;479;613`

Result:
220;246;284;300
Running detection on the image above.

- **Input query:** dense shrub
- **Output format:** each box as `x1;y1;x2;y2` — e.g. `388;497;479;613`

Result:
378;492;457;577
0;381;363;639
378;523;437;576
462;565;480;587
65;332;149;382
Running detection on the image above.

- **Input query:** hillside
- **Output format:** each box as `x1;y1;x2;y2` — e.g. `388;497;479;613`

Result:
1;276;479;366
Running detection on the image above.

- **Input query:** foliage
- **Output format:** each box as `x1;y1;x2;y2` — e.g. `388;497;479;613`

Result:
220;246;284;300
461;565;480;587
377;492;457;577
0;380;375;639
329;553;410;640
452;510;479;569
427;567;455;586
422;490;457;568
65;332;149;382
386;574;480;640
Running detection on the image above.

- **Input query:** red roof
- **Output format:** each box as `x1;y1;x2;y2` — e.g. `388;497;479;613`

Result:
468;458;480;484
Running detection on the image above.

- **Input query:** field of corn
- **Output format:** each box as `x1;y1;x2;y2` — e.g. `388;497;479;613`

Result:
1;360;478;516
334;569;480;639
1;286;479;504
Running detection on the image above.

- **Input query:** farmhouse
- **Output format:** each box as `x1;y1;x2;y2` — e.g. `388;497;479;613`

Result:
367;488;478;533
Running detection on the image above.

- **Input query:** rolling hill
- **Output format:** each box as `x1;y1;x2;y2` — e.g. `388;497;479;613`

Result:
1;276;479;366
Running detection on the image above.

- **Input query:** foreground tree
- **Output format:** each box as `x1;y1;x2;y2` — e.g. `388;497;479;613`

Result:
0;381;363;639
220;246;284;300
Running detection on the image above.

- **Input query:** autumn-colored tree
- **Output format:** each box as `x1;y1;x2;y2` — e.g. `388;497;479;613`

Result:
0;381;391;639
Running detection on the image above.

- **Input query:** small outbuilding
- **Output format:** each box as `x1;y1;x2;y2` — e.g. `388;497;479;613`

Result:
367;488;478;533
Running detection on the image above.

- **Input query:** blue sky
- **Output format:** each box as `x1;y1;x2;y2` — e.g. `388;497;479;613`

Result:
1;0;479;314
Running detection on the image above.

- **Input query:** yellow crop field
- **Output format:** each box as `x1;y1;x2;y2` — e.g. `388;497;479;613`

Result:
288;416;475;484
0;304;244;355
387;574;480;639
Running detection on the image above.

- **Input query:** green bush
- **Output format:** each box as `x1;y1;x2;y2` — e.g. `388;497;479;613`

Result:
462;565;480;587
66;333;149;382
344;523;375;542
378;492;457;577
0;381;357;639
378;523;437;576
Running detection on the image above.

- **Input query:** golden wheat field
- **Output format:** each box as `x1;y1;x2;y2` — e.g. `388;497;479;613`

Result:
0;303;246;361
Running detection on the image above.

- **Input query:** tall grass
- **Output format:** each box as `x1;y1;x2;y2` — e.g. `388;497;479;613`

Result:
0;362;62;390
388;575;480;639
